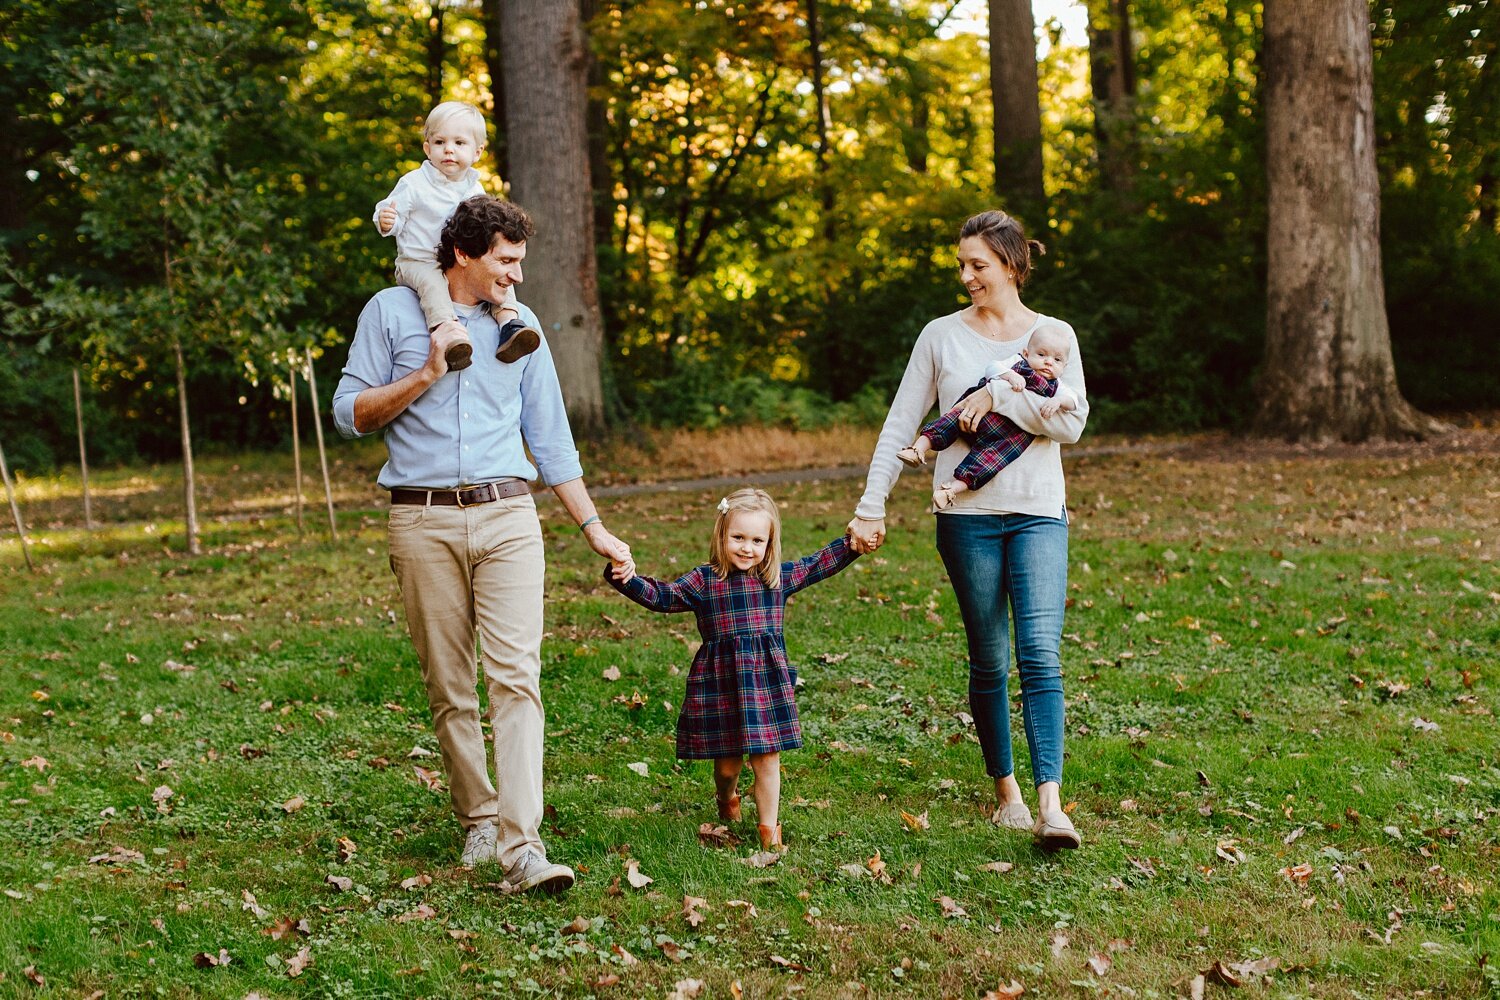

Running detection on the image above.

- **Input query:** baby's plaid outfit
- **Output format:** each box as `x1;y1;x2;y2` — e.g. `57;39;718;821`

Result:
920;359;1058;491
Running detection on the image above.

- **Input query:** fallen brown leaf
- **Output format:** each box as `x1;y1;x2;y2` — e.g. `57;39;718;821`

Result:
192;948;231;968
936;895;967;919
279;796;305;814
399;874;432;891
560;915;591;935
286;946;312;978
982;981;1025;1000
335;837;357;864
625;858;653;888
682;895;708;928
899;809;930;832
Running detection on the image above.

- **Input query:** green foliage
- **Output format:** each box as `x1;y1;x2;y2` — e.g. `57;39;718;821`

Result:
2;0;1498;469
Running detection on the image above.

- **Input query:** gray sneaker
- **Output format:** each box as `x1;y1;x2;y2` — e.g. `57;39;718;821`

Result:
504;849;575;894
460;820;498;867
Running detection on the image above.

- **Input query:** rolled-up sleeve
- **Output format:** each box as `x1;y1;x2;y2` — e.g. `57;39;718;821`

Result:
515;304;585;486
332;297;394;439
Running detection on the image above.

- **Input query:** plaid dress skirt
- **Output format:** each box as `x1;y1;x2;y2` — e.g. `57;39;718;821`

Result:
606;535;859;759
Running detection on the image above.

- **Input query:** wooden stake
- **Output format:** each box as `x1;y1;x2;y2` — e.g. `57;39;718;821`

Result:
289;361;304;537
173;338;200;555
305;348;338;541
0;439;36;572
73;367;96;529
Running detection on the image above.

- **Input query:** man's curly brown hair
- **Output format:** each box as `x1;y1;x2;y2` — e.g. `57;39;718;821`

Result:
436;196;536;270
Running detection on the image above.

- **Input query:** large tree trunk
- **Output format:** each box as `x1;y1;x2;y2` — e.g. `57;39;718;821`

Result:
987;0;1047;217
1258;0;1444;442
1086;0;1136;194
498;0;606;436
806;0;835;242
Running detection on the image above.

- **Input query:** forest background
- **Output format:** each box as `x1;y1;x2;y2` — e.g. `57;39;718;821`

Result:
0;0;1496;474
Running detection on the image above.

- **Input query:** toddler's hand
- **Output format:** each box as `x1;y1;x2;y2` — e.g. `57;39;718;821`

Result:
378;202;398;234
608;557;636;583
1039;399;1059;418
1001;370;1026;392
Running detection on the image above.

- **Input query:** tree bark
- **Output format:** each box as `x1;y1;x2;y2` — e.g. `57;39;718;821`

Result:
987;0;1047;217
480;0;508;183
289;361;303;537
806;0;835;242
426;1;448;110
498;0;606;436
1257;0;1445;442
1086;0;1136;194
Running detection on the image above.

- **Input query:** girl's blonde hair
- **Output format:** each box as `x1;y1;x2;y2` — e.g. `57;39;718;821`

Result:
424;101;487;146
708;487;782;588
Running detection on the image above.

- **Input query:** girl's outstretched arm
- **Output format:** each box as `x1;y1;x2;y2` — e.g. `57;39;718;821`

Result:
782;535;860;597
603;564;705;614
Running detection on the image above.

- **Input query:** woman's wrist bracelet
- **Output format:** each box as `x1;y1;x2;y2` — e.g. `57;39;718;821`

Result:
579;515;602;532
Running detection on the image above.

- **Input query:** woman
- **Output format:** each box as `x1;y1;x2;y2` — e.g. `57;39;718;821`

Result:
848;210;1087;850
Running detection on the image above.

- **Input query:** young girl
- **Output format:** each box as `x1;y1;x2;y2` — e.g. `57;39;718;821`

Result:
374;100;539;371
605;488;859;851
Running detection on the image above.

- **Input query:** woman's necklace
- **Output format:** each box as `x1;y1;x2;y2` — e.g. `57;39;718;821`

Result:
966;305;1036;343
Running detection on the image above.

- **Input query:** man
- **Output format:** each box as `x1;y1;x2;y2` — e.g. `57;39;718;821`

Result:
333;195;633;893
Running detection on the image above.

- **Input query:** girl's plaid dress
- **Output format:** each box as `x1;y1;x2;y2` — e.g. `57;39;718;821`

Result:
606;535;858;759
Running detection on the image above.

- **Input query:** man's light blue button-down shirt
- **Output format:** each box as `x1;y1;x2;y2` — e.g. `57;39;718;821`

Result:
332;288;584;491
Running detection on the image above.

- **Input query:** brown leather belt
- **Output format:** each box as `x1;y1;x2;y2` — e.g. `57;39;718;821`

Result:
390;480;531;507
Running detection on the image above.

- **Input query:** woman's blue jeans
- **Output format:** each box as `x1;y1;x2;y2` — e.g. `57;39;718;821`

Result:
935;511;1068;786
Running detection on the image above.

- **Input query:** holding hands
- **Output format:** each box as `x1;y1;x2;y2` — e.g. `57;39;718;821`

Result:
846;515;885;554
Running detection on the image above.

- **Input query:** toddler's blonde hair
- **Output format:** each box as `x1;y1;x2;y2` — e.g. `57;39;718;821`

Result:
709;488;782;588
424;101;487;146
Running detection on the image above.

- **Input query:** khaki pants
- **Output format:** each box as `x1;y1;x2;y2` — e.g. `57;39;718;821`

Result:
387;494;546;869
394;256;457;330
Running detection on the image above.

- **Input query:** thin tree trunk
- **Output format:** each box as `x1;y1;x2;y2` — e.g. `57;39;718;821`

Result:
499;0;607;435
987;0;1047;217
806;0;835;242
305;349;338;541
172;338;200;555
72;367;95;530
1257;0;1445;442
1086;0;1137;194
481;0;509;183
0;439;36;572
580;0;613;258
426;1;447;109
289;361;304;537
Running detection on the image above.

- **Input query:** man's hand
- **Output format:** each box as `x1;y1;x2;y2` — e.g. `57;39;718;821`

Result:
956;387;995;434
847;516;885;554
378;201;398;235
585;522;632;566
425;319;467;376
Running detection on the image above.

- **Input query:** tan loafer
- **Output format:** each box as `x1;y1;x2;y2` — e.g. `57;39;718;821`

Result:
991;801;1035;831
1033;811;1081;851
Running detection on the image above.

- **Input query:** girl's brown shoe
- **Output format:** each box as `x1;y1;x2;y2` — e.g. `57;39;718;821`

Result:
757;823;785;851
717;793;742;823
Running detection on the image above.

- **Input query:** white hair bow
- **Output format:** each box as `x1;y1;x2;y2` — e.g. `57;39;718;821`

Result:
717;497;730;514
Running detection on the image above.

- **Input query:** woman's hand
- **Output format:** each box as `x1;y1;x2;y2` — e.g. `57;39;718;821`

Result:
847;516;886;554
956;386;995;434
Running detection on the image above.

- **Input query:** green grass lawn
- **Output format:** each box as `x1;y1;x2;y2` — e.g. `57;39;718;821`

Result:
1;441;1497;998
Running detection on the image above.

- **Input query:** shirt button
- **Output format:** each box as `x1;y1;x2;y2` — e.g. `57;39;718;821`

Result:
463;413;470;419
